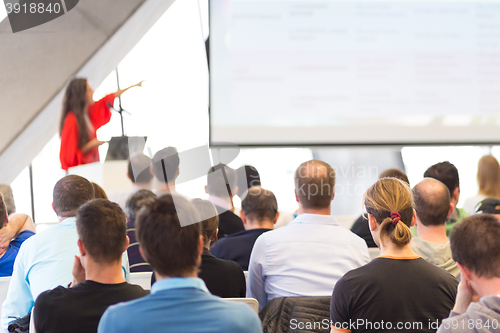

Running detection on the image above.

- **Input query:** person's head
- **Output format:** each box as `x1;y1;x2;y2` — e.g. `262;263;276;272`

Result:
127;153;153;186
91;182;108;200
423;161;460;205
475;197;500;222
236;165;261;198
205;164;238;200
450;214;500;295
477;155;500;199
152;147;180;185
136;194;203;278
76;199;128;266
53;175;94;218
241;187;279;229
364;177;416;248
412;178;453;227
379;169;410;185
0;193;8;228
191;199;218;247
60;78;92;149
125;190;156;221
294;159;335;212
0;184;16;215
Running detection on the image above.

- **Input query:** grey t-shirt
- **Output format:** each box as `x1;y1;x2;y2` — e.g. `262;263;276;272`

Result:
411;237;460;278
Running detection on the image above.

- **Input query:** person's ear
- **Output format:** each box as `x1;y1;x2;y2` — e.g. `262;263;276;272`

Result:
175;168;180;180
211;229;218;243
198;236;204;256
273;211;280;225
52;203;55;212
205;186;208;195
331;191;335;202
453;187;460;201
240;210;247;224
4;214;8;226
447;202;455;219
294;190;299;203
77;239;86;257
457;262;472;282
410;209;417;228
123;236;130;253
368;214;377;231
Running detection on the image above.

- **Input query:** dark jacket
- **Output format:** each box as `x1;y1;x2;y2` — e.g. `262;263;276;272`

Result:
259;296;331;333
350;215;377;248
214;205;245;239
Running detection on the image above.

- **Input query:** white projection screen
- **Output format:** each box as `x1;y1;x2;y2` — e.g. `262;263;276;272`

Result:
209;0;500;146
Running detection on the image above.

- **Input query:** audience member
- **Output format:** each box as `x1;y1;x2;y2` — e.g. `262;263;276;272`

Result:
206;164;245;239
235;165;295;228
248;160;369;310
152;199;246;297
152;147;180;194
0;184;16;215
330;178;458;333
438;214;500;332
91;182;108;199
424;161;468;234
411;178;460;278
212;187;278;270
1;175;129;330
98;194;262;333
0;194;35;276
463;155;500;215
125;189;156;272
351;168;410;247
34;199;148;333
475;197;500;221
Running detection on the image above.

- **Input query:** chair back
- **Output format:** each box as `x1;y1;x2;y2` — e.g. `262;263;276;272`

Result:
129;272;153;290
0;276;11;318
226;298;259;314
368;247;380;260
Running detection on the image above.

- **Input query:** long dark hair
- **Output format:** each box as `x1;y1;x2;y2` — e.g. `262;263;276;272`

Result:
60;78;90;149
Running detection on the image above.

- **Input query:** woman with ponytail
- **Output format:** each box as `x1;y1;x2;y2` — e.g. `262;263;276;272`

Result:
330;178;458;333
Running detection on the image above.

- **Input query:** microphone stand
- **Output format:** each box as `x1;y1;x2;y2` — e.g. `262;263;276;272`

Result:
107;102;130;137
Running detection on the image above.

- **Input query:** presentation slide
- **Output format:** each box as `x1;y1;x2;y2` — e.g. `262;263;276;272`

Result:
210;0;500;145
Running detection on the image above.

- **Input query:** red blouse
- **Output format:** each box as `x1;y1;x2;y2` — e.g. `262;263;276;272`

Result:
59;93;115;171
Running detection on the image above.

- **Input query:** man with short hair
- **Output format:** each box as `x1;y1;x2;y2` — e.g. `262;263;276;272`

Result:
98;194;262;333
437;214;500;332
34;199;148;333
211;187;279;270
411;178;460;278
205;164;244;239
424;161;468;234
1;175;130;330
125;189;156;272
247;160;370;309
152;146;180;193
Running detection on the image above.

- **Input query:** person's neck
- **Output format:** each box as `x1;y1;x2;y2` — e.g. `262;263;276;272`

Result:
85;260;126;284
379;241;419;258
58;215;75;223
155;270;198;281
159;183;175;192
245;219;274;230
474;277;500;298
298;205;331;216
416;222;449;244
133;182;151;190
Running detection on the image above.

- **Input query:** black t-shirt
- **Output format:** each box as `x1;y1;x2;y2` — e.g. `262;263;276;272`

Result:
34;280;149;333
350;215;377;248
330;257;458;333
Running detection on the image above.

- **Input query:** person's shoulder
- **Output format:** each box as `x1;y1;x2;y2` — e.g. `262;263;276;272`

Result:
10;230;35;247
35;285;69;306
416;258;458;282
122;282;150;297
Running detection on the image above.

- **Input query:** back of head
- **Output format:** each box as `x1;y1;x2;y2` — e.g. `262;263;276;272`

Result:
206;164;237;198
412;178;451;226
423;161;459;195
136;194;201;277
294;159;335;210
379;169;409;185
53;175;94;218
128;153;153;184
450;214;500;278
364;178;413;247
477;155;500;198
475;197;500;215
191;199;218;244
242;188;278;225
60;78;89;148
0;184;16;215
236;165;261;198
125;189;157;221
76;199;127;264
92;182;108;200
152;147;180;184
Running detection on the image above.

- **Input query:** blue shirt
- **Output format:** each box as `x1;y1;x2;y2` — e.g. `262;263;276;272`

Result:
0;230;35;277
98;277;262;333
247;213;370;309
1;217;130;330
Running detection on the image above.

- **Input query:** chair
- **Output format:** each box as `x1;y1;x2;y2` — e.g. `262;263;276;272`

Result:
226;298;259;314
368;247;380;260
129;272;153;290
0;276;11;319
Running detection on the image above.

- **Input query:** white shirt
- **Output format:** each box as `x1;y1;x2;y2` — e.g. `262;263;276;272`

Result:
247;213;370;309
462;194;487;215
